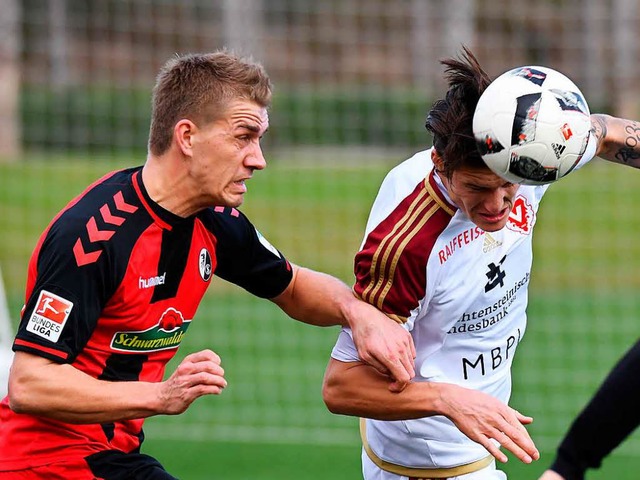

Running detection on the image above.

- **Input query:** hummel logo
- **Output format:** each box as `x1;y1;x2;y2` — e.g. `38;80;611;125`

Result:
552;143;566;160
139;273;166;289
483;233;503;253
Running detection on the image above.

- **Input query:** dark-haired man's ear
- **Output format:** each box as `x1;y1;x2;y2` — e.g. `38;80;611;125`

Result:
431;148;444;173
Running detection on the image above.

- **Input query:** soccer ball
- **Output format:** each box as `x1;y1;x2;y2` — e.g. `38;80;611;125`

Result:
472;66;591;185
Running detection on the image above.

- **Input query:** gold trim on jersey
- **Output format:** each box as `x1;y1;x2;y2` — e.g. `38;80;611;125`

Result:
385;312;406;324
424;176;456;217
377;201;439;309
351;290;406;324
360;418;493;479
360;183;441;320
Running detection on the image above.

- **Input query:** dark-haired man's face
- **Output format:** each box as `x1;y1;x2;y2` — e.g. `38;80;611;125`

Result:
439;166;520;232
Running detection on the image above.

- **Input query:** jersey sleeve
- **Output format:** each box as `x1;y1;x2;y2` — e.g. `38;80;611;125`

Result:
330;328;360;362
206;208;293;299
14;214;114;364
353;160;452;324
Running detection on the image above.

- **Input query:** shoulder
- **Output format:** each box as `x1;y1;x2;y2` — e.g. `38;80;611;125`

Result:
379;149;434;194
516;183;550;209
38;168;148;267
196;206;264;254
371;149;435;212
364;149;452;237
197;206;252;235
50;168;141;232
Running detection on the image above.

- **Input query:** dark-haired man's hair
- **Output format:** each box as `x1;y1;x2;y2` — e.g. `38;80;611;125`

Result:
425;46;492;178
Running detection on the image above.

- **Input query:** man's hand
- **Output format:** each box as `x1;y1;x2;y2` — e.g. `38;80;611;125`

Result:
270;265;416;391
159;349;227;415
349;311;416;392
538;471;565;480
438;384;540;464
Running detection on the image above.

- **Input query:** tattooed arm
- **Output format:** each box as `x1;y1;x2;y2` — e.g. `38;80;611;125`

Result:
590;114;640;167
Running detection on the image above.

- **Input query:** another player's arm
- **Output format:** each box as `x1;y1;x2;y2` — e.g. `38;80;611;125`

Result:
538;339;640;480
8;349;226;424
323;358;539;465
271;264;416;391
591;114;640;167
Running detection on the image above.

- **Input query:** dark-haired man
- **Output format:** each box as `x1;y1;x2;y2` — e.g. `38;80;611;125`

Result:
323;48;640;479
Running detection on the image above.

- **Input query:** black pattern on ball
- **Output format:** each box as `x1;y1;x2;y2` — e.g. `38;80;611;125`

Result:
509;154;558;182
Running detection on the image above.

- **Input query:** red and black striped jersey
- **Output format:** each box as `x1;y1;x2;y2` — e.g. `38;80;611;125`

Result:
0;166;292;470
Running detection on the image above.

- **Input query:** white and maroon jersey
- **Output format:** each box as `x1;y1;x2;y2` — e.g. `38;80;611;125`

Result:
331;146;594;470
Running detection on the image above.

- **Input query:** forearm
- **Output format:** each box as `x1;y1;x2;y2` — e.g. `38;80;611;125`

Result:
9;352;162;423
324;358;539;464
323;359;445;420
591;114;640;167
275;266;416;389
272;265;363;328
550;339;640;479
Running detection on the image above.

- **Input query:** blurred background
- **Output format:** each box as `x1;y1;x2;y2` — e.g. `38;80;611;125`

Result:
1;1;639;478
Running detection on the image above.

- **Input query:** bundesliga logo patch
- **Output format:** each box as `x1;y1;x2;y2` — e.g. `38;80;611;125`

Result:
26;290;73;342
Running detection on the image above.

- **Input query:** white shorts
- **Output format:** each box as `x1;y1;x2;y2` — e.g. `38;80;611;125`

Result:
361;449;507;480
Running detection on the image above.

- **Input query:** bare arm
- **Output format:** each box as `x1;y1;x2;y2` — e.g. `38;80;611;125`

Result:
591;114;640;167
323;358;539;464
271;264;416;391
538;339;640;480
538;472;565;480
8;349;226;424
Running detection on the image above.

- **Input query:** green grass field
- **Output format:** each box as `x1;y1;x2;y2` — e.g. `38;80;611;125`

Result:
1;152;640;479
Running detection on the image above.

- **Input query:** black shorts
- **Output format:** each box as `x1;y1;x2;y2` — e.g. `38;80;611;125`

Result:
87;450;178;480
0;450;177;480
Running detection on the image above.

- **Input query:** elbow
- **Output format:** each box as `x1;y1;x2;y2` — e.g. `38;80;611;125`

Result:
7;370;35;415
322;359;369;417
322;373;350;415
8;383;31;413
8;398;29;415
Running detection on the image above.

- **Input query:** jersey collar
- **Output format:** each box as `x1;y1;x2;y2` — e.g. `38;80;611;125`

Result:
428;168;457;213
131;169;191;231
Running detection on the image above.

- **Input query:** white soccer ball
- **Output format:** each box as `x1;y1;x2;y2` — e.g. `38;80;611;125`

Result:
472;66;591;185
